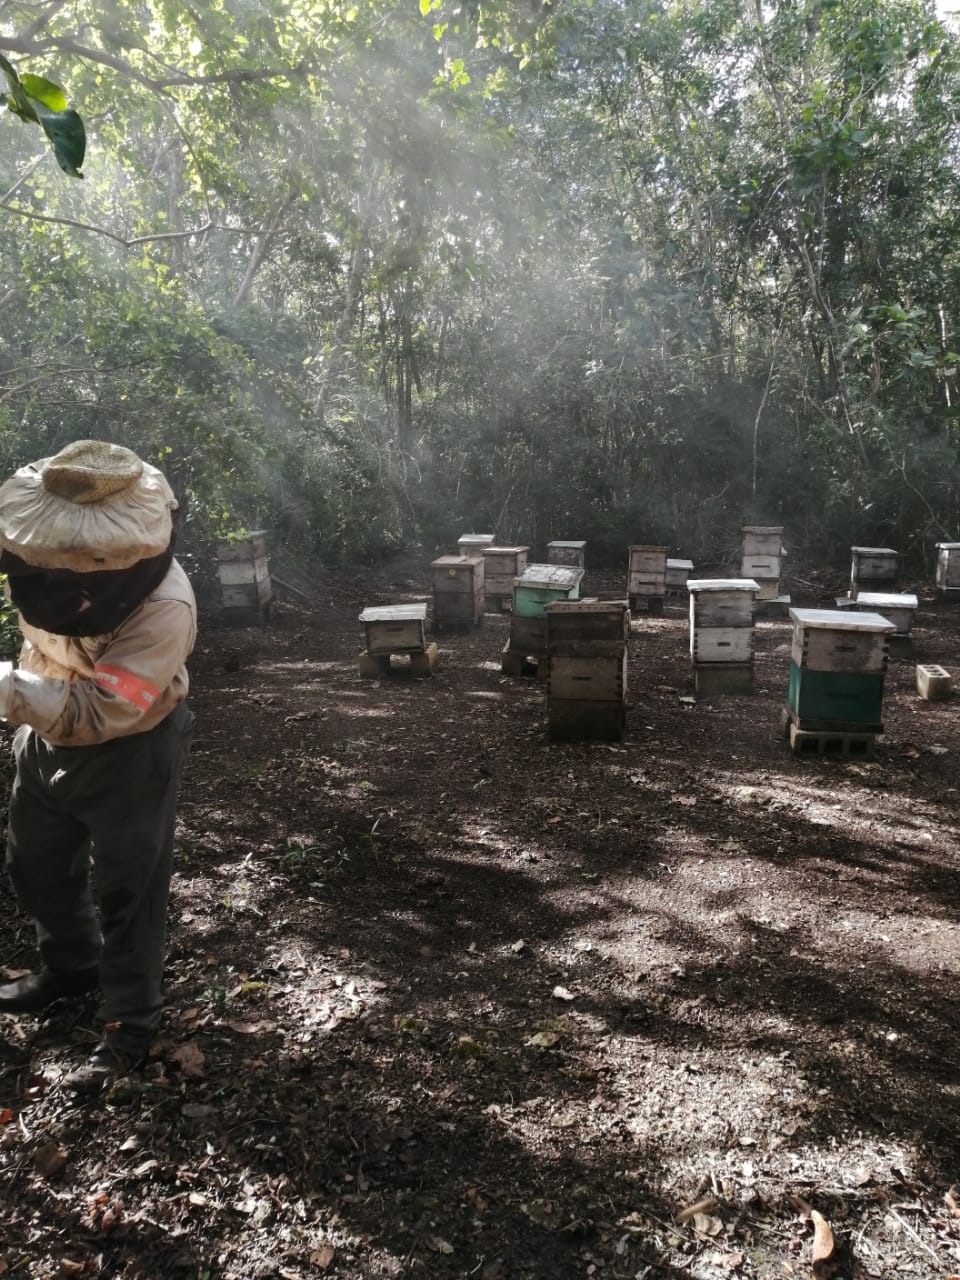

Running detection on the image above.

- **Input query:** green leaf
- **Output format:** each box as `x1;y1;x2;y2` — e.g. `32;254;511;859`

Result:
31;103;86;178
20;74;68;112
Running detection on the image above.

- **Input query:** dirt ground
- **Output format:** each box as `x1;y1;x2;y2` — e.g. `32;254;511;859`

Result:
3;554;960;1280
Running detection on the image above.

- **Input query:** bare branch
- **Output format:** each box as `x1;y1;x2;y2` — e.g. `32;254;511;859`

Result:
0;201;256;248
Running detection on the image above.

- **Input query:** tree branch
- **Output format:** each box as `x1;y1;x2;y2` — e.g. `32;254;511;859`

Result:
0;201;257;248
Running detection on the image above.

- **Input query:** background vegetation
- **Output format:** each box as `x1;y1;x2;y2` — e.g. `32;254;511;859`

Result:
2;0;960;590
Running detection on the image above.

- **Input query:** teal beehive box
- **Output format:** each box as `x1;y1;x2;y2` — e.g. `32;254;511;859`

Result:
512;564;584;618
788;608;894;728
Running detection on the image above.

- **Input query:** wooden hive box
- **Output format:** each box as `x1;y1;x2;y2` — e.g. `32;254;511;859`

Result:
548;652;627;703
215;530;271;623
666;558;694;592
854;591;918;637
482;545;529;599
628;545;668;597
742;526;783;558
936;542;960;591
790;608;893;672
545;599;629;657
690;627;754;664
850;545;898;597
688;579;760;629
512;564;583;617
547;540;586;569
359;603;427;654
457;533;495;559
431;555;485;623
787;608;894;728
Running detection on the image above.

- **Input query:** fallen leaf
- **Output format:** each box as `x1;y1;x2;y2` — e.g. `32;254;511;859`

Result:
676;794;697;806
677;1194;718;1223
0;1108;14;1124
945;1186;960;1218
525;1031;559;1050
552;986;575;1002
811;1208;836;1278
170;1041;206;1077
692;1211;723;1236
34;1140;67;1179
221;1019;277;1035
310;1244;335;1270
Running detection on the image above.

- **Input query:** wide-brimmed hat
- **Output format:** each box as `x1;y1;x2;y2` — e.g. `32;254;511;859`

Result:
0;440;177;571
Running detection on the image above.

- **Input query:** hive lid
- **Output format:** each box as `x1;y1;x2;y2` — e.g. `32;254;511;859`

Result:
482;544;529;555
855;592;918;609
789;607;896;632
432;554;481;566
741;526;783;534
851;545;897;554
547;540;586;549
687;578;760;592
515;563;584;589
359;603;427;623
936;542;960;550
667;558;694;569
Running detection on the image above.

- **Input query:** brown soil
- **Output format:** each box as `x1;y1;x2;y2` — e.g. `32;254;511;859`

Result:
3;557;960;1280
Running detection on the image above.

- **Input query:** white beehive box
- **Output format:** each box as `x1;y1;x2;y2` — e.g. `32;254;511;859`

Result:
547;540;587;569
742;526;783;558
215;530;271;623
359;603;427;654
789;608;894;673
850;546;898;597
854;591;918;637
457;533;495;559
688;579;760;629
936;542;960;591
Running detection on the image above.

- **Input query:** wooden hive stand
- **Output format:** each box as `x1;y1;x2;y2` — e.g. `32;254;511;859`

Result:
358;603;437;678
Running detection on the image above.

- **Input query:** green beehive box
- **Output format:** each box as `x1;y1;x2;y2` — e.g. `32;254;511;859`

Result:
787;663;885;727
512;564;583;617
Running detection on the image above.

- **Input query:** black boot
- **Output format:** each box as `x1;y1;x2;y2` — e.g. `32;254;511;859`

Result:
0;967;99;1013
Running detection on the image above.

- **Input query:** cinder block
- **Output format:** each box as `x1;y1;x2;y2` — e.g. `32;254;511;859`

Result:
916;664;952;701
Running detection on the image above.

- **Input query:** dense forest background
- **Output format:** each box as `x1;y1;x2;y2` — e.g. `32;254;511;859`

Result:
3;0;960;596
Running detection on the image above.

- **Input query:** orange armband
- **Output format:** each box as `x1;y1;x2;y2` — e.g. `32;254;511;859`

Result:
93;664;160;711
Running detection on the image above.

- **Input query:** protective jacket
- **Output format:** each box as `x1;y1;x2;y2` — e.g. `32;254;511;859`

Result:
2;559;196;747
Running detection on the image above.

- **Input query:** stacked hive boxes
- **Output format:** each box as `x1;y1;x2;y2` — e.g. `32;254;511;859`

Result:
850;546;897;600
481;545;529;612
215;531;271;626
741;526;784;601
935;542;960;601
687;579;760;695
545;600;629;741
627;545;668;616
666;558;695;597
431;555;485;629
501;563;583;675
785;608;895;757
547;540;587;570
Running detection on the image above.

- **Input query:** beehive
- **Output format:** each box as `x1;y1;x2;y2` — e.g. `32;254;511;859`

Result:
512;564;583;617
850;546;898;598
665;558;694;594
481;545;529;608
359;603;427;655
545;600;629;741
787;608;894;727
741;526;784;601
457;533;495;559
215;530;271;625
431;555;485;626
936;542;960;596
688;580;760;689
628;545;668;611
688;579;759;632
547;540;587;570
854;591;918;637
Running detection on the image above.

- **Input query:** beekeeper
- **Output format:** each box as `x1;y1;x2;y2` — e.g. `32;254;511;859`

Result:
0;439;196;1090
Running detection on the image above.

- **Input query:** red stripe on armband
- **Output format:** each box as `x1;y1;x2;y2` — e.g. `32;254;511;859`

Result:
93;664;160;711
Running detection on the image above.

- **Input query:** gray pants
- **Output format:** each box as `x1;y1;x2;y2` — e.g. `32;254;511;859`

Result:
5;702;194;1049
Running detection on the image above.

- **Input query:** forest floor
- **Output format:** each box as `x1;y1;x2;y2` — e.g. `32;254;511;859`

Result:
3;553;960;1280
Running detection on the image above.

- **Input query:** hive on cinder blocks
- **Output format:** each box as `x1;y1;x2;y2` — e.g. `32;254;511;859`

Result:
783;607;895;760
431;554;485;631
849;545;898;600
935;542;960;602
481;544;529;613
547;540;586;570
357;603;437;678
215;530;271;626
501;563;583;677
545;599;629;741
687;578;760;697
627;545;669;616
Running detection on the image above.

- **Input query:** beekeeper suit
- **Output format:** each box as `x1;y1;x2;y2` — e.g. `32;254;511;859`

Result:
0;440;196;1090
